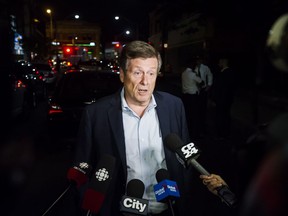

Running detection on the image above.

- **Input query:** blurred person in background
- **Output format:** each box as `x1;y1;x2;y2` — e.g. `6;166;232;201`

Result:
239;13;288;216
195;56;213;138
239;113;288;216
213;57;236;140
181;58;203;139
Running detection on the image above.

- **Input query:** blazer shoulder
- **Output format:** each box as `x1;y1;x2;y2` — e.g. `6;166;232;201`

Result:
85;91;120;112
154;91;183;104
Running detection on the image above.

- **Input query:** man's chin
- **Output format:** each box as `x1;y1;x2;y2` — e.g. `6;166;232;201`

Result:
136;95;151;104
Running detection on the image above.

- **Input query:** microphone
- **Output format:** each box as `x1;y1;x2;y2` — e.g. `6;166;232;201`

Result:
81;154;116;215
42;162;92;216
154;169;180;216
120;179;149;215
164;133;209;174
164;133;237;208
67;162;93;188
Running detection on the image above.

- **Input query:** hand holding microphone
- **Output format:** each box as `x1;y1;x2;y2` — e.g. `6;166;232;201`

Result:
164;133;237;208
200;174;228;195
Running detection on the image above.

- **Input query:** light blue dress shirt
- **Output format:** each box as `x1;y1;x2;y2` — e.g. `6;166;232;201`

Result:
120;88;168;214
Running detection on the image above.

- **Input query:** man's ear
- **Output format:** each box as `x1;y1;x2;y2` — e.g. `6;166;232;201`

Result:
119;68;124;83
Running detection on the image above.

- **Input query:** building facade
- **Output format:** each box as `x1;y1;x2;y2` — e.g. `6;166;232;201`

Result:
46;19;102;62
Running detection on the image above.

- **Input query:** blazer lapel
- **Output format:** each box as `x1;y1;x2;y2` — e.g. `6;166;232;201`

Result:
154;92;174;160
107;93;127;177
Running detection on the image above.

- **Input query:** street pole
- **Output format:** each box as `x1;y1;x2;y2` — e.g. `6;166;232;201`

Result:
50;15;53;39
46;9;53;40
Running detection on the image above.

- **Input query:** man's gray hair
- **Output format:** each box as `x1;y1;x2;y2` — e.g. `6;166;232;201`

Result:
119;40;162;73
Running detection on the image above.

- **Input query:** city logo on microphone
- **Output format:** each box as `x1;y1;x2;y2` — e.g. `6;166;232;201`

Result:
120;196;148;214
95;168;109;181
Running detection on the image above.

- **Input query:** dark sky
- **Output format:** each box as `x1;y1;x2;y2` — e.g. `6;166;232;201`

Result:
42;0;163;22
41;0;169;41
40;0;288;42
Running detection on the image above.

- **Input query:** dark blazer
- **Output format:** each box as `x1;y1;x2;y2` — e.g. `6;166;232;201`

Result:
75;89;193;216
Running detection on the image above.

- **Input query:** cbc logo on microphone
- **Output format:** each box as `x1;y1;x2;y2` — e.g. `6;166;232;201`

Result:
95;168;109;181
79;162;89;169
181;143;199;159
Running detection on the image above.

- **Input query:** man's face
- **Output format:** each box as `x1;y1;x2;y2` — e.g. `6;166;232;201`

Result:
120;57;158;107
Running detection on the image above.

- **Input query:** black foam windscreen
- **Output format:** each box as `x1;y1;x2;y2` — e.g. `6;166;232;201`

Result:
126;179;145;198
156;168;170;183
164;133;183;151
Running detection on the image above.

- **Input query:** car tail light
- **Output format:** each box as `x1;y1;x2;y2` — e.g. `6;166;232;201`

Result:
34;69;44;80
52;67;57;74
48;103;63;115
16;80;26;88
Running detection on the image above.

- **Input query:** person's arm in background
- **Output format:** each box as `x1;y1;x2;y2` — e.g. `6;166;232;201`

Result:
204;65;213;92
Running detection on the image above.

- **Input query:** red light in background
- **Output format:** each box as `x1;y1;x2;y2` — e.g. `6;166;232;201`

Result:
48;103;63;115
65;47;71;54
63;46;75;55
16;80;26;88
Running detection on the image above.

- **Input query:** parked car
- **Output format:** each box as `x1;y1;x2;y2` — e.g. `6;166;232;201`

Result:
16;62;47;99
9;62;47;117
9;72;28;118
31;62;57;85
47;69;122;141
78;59;102;71
108;61;120;74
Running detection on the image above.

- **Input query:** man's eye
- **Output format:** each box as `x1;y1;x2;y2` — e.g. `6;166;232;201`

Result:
133;71;142;76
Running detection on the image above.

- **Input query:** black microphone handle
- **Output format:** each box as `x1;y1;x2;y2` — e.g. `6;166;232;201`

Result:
41;184;72;216
168;199;175;216
216;185;238;208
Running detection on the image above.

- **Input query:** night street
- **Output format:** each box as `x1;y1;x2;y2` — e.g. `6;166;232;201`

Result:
1;98;75;216
1;0;288;215
1;74;287;216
